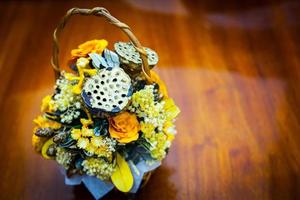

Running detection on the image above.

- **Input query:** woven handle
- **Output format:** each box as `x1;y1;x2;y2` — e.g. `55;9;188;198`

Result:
51;7;151;81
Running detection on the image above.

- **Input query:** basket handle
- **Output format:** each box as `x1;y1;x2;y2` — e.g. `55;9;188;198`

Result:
51;7;152;81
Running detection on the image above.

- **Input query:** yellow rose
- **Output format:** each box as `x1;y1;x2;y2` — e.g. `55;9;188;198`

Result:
109;112;140;144
71;39;108;59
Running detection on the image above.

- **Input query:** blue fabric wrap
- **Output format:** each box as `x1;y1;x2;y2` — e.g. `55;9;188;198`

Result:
63;173;114;199
128;160;161;193
62;160;161;199
82;176;114;199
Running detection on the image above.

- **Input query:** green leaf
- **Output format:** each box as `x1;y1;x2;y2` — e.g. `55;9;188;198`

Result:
111;153;133;192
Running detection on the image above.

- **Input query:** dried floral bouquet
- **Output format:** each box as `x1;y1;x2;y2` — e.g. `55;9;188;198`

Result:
32;7;180;199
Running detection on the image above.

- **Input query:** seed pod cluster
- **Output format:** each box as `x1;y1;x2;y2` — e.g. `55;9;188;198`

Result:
114;42;158;72
82;67;132;113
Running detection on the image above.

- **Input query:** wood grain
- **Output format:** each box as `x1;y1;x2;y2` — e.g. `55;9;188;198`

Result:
0;0;299;199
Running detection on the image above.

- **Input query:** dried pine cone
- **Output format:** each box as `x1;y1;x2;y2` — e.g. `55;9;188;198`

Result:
35;127;55;137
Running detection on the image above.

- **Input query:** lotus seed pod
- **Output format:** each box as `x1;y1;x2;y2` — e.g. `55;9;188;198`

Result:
82;67;132;113
114;42;158;72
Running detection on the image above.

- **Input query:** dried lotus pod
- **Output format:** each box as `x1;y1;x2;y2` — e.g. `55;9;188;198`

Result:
82;67;132;113
114;42;158;72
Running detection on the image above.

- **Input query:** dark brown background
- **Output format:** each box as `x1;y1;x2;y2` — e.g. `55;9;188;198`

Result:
0;0;300;199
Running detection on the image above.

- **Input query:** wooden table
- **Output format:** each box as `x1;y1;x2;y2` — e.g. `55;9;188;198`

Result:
0;0;299;199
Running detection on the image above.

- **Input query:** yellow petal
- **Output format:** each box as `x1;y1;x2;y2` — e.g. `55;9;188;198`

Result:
111;153;133;192
109;130;121;140
76;57;90;68
41;95;52;112
71;129;82;140
77;138;89;149
85;143;97;154
80;118;93;127
117;133;139;144
32;135;47;152
33;115;44;127
164;98;180;120
91;136;102;147
33;115;61;129
163;121;173;132
48;101;56;112
167;133;175;141
83;69;97;76
81;127;94;137
71;39;108;59
72;82;83;94
64;73;80;81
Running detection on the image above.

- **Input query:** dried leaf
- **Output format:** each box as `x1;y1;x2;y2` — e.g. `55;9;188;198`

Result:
89;53;102;68
103;49;120;68
89;50;120;69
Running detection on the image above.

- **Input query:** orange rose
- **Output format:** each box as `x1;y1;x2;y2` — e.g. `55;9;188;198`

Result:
109;112;140;143
71;39;108;59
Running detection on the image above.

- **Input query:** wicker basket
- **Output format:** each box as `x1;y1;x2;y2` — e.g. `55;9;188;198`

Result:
51;7;152;81
50;7;155;196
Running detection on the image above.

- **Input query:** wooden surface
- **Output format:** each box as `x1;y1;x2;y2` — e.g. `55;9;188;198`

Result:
0;0;300;199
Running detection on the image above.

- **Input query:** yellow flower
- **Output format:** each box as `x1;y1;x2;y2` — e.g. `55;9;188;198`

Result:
77;137;89;149
150;71;168;98
65;58;97;94
88;138;113;161
85;143;97;154
163;121;176;141
109;112;140;143
164;98;180;121
91;136;103;147
33;115;61;131
95;147;109;156
71;39;108;59
148;132;168;160
140;122;155;138
81;127;94;137
80;118;93;128
71;126;94;140
70;119;116;160
71;129;82;140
